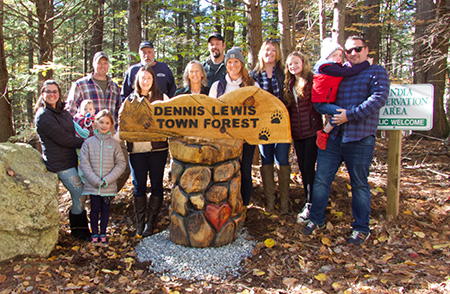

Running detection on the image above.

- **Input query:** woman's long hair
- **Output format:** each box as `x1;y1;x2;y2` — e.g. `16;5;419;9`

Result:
283;51;313;105
240;64;255;87
253;39;284;73
182;60;208;88
34;80;63;111
134;64;163;102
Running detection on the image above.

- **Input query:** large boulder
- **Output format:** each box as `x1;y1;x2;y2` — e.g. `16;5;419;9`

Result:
0;142;59;262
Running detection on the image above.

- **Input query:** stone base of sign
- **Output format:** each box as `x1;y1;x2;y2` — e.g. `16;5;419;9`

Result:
169;137;245;247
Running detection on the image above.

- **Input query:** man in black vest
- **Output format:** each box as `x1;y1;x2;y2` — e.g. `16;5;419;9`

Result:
202;33;227;88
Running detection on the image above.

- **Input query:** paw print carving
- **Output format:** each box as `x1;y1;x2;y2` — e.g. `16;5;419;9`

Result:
271;110;282;124
259;128;271;141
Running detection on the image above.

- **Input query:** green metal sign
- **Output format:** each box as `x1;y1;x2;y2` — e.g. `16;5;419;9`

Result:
378;84;434;130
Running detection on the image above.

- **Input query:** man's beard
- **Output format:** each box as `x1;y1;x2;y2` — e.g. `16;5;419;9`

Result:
211;50;222;58
142;59;154;65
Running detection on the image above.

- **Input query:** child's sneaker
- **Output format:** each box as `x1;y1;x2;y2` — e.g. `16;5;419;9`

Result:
91;234;99;244
99;234;108;244
347;231;370;245
296;203;311;223
301;221;325;235
316;130;329;150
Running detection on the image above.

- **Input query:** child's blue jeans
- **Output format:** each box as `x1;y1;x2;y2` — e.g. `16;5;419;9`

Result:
313;103;341;127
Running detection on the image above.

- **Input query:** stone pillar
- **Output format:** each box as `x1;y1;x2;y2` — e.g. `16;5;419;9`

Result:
168;137;245;247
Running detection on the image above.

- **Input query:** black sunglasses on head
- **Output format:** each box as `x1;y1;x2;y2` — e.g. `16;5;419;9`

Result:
265;37;280;43
345;46;365;54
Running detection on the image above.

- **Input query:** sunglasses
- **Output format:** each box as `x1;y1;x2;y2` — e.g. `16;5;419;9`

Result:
265;37;280;43
345;46;365;54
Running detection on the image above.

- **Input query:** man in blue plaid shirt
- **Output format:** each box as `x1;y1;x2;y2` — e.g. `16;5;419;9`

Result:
302;36;390;245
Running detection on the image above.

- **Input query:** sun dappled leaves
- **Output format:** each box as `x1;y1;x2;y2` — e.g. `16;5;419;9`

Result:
0;137;448;293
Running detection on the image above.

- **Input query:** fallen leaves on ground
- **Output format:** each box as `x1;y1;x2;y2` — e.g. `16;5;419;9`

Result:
0;136;449;293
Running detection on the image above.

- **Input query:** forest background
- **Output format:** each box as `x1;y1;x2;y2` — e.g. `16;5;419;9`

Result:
0;0;449;142
0;1;450;293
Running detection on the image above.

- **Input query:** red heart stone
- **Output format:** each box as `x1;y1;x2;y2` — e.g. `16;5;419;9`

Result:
205;203;231;231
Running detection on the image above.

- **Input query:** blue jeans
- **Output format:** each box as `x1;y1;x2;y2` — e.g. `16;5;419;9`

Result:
130;150;168;198
241;143;256;206
309;135;375;233
259;143;290;166
57;167;84;214
313;103;341;127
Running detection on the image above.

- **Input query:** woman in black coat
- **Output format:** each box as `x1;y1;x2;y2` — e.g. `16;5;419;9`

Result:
174;60;209;96
34;80;90;240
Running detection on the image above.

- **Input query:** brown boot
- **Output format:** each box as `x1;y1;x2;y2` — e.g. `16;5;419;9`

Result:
134;197;147;237
142;196;163;237
260;164;276;212
278;165;291;214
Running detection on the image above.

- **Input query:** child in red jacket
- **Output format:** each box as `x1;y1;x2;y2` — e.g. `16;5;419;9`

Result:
313;38;373;150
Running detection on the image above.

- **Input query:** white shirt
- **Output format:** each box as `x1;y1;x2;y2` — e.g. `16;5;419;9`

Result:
208;75;260;98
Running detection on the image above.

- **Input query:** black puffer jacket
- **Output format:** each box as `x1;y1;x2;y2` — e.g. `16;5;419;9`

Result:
35;103;84;172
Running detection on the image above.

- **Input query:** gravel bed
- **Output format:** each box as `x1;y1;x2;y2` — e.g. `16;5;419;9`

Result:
135;228;257;281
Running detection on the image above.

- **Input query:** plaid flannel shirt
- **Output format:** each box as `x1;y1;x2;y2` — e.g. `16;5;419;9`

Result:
66;74;121;123
331;64;390;143
259;68;281;99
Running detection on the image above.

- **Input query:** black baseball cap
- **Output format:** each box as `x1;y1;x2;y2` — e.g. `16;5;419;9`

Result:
208;33;224;42
139;41;154;50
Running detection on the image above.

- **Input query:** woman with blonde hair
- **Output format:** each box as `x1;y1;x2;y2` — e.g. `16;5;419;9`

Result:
250;38;290;214
174;60;209;95
284;52;322;223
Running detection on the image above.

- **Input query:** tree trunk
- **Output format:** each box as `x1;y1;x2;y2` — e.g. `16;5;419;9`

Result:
194;0;201;61
414;0;450;138
278;0;292;60
245;0;262;70
27;11;34;124
318;0;325;40
332;0;346;45
0;0;13;142
89;0;105;64
36;0;54;86
363;0;381;63
384;0;392;72
224;0;235;46
128;0;142;65
176;10;185;77
343;0;359;40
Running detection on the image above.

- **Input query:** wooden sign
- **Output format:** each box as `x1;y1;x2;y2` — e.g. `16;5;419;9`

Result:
119;86;291;145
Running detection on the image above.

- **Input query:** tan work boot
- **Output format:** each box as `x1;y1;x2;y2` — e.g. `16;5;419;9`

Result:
278;165;291;214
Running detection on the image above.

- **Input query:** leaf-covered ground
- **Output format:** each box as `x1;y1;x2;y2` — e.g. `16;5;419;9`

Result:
0;135;449;294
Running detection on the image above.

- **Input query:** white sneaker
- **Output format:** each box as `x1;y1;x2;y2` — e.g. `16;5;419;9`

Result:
296;203;311;223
